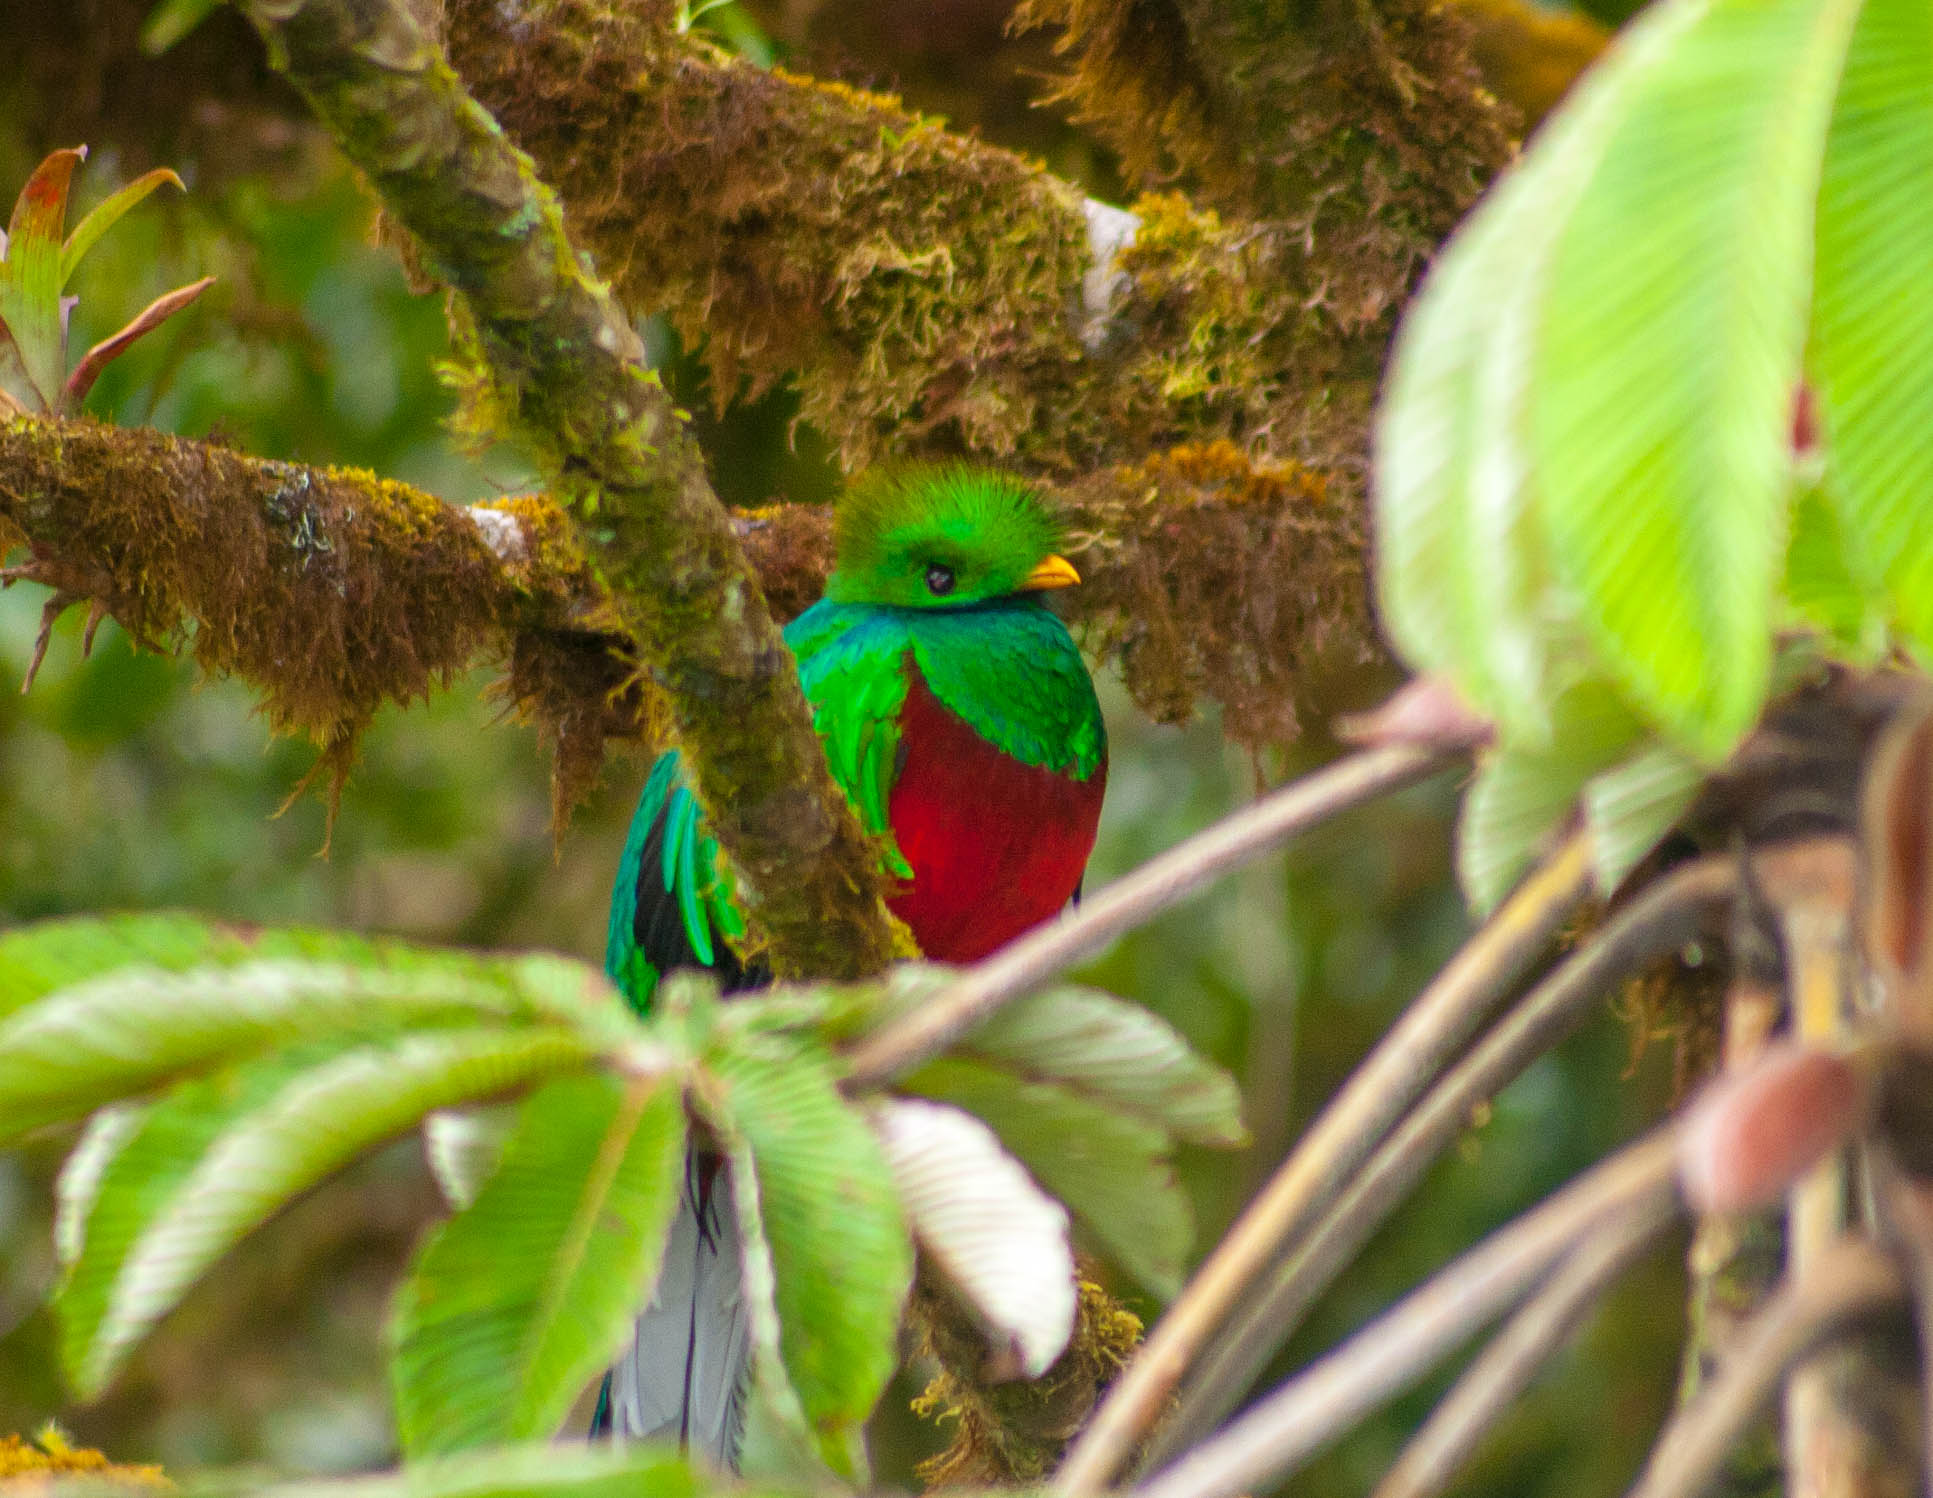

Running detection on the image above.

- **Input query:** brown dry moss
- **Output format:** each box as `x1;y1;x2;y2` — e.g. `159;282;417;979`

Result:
1065;441;1381;742
1015;0;1515;235
0;415;569;800
0;422;1377;816
912;1275;1144;1486
434;0;1484;481
0;1429;167;1490
443;0;1095;471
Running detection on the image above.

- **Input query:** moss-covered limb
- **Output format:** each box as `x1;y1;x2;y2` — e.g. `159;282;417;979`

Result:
0;420;1377;779
1013;0;1515;337
430;0;1468;482
0;414;547;746
234;0;903;981
912;1274;1145;1486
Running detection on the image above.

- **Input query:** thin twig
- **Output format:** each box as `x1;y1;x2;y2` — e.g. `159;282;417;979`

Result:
1626;1238;1903;1498
1762;842;1858;1498
1370;1193;1676;1498
844;743;1461;1091
1047;829;1593;1491
1146;855;1736;1470
1130;1131;1684;1498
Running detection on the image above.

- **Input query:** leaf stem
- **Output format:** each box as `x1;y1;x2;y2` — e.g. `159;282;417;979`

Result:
1052;830;1599;1491
1145;853;1735;1470
1129;1130;1685;1498
843;743;1459;1093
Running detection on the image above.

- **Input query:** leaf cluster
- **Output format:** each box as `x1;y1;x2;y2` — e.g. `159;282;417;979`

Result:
0;148;210;418
1;915;1241;1486
1375;0;1933;906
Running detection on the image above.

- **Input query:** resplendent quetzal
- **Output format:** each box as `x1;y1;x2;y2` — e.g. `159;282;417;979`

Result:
594;465;1107;1466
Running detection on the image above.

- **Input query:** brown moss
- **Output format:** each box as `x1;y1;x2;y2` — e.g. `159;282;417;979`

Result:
0;421;1379;827
0;1429;168;1490
1014;0;1515;234
1065;441;1382;743
442;0;1094;473
912;1275;1144;1486
0;416;530;804
434;0;1475;482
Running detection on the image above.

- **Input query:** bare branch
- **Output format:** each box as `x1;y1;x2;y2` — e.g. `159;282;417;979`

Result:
1151;854;1738;1469
843;742;1462;1093
1128;1131;1685;1498
1627;1239;1904;1498
1370;1191;1675;1498
1053;831;1597;1492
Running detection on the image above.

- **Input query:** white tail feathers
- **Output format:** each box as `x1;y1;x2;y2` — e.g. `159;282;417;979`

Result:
604;1151;752;1470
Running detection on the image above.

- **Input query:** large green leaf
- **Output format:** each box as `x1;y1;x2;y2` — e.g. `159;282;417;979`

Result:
392;1070;686;1456
960;983;1247;1148
0;932;635;1140
708;1038;911;1480
904;1056;1192;1299
1532;0;1862;758
227;1443;710;1498
59;1030;595;1397
1375;0;1709;740
1811;0;1933;656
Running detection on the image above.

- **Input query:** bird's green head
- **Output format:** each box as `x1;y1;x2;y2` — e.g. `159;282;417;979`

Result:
825;464;1080;609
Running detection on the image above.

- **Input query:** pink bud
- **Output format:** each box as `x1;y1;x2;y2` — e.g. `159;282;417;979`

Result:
1678;1044;1867;1214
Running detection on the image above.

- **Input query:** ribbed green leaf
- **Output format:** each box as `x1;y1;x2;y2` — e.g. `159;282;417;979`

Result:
59;1030;594;1398
229;1443;709;1498
1456;681;1646;912
1375;0;1708;739
905;1056;1191;1299
392;1070;685;1456
959;983;1247;1148
1583;741;1704;895
709;1039;910;1480
0;953;624;1142
0;912;301;1020
1812;0;1933;656
1532;0;1861;757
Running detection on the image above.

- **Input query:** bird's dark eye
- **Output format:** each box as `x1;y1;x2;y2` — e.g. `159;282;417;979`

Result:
925;563;956;597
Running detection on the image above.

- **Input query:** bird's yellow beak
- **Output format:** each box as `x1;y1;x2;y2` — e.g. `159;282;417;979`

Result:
1019;554;1081;591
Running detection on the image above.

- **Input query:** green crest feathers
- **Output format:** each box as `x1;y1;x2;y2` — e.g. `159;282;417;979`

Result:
827;465;1066;609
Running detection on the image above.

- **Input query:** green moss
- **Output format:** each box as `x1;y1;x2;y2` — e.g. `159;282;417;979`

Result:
912;1275;1144;1486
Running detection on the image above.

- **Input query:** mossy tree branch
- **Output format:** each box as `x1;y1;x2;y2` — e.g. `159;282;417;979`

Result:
230;0;902;981
0;421;1379;804
436;0;1513;480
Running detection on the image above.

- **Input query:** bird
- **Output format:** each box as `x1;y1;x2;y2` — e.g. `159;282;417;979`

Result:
592;463;1108;1467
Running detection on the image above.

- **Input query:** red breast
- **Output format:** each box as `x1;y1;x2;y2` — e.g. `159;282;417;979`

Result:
885;670;1106;963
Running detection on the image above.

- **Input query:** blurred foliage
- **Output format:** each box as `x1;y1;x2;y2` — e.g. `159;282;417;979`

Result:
0;2;1680;1496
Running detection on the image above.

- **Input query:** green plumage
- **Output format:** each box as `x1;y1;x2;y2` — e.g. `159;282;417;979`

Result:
605;465;1103;1014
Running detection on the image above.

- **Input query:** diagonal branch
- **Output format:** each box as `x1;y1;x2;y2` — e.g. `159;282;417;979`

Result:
230;0;900;980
